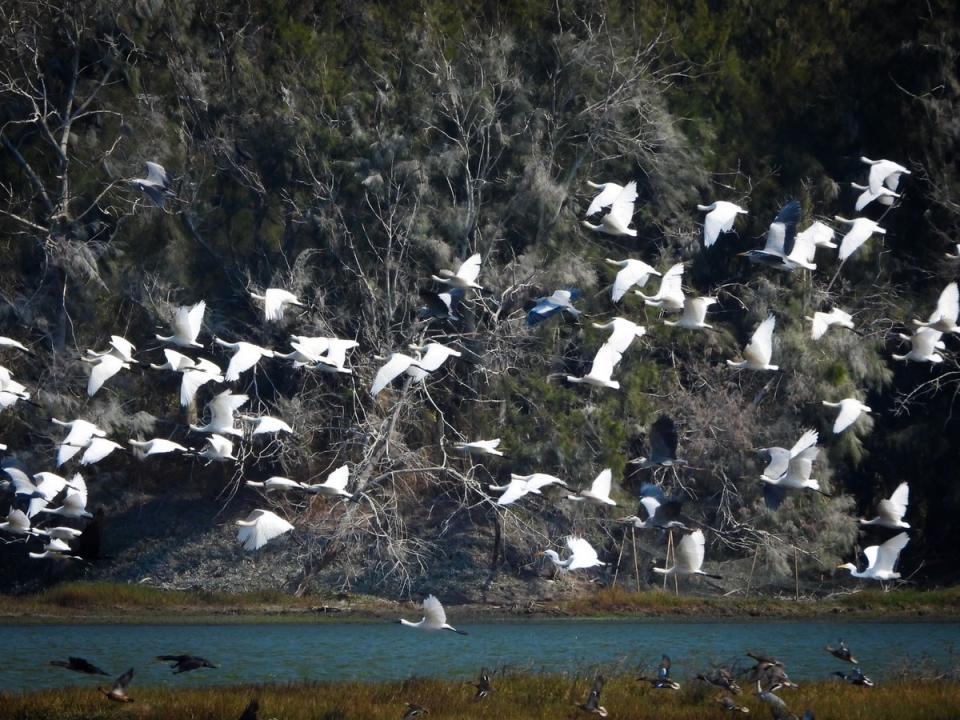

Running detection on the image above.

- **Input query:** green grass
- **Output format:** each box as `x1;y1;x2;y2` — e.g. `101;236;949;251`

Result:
2;677;958;720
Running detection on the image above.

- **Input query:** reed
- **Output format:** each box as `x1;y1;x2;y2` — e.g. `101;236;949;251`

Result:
2;676;958;720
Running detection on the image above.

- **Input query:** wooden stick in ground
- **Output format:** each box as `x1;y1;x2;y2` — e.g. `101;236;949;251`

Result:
632;527;640;592
746;542;760;595
794;546;800;600
612;526;626;587
663;530;673;592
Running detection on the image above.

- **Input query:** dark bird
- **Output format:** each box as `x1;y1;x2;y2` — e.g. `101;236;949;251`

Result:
526;289;581;326
739;200;804;270
745;653;798;690
467;667;492;700
716;694;750;713
631;415;685;468
100;667;134;702
71;507;104;561
833;666;874;687
576;675;608;717
50;656;109;676
418;289;464;322
825;639;857;664
698;667;742;694
238;699;259;720
639;654;680;689
157;654;218;673
622;483;689;530
403;703;428;720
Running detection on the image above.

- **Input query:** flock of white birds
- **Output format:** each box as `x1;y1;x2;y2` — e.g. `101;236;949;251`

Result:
0;153;956;596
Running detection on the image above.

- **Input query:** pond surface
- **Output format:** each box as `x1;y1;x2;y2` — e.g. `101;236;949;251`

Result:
5;619;957;692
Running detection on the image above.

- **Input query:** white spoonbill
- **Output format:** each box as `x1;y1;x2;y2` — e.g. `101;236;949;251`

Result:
191;390;248;435
179;358;224;407
697;200;747;248
83;355;131;396
806;308;854;340
214;338;275;382
150;349;196;372
912;282;959;335
405;342;462;383
240;415;293;435
399;595;467;634
370;353;426;395
236;509;294;551
451;439;503;457
128;438;191;457
198;434;236;462
584;180;624;216
834;216;885;262
637;262;684;311
0;337;30;353
591;317;645;353
653;529;721;578
860;156;910;195
277;336;331;366
0;509;30;535
301;464;352;498
566;345;622;390
851;182;899;212
837;532;909;581
313;338;360;374
52;418;106;466
892;328;944;363
87;335;136;363
245;477;305;492
727;315;778;370
663;296;717;330
38;474;91;519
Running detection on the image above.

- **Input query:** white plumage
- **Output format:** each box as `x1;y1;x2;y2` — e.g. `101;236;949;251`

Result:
236;509;294;551
567;468;616;506
157;301;205;347
566;344;622;390
637;262;685;311
838;532;909;581
301;464;352;497
542;536;605;571
860;482;910;530
215;338;275;382
697;200;747;247
727;315;778;370
582;181;637;236
807;308;854;340
191;390;248;435
663;296;716;330
834;216;886;262
822;398;871;434
605;258;660;302
399;594;466;633
250;288;305;322
431;253;483;290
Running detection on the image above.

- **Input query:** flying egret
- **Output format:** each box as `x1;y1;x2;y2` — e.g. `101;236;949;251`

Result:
100;667;135;703
245;477;305;492
0;336;31;353
577;675;608;717
33;526;84;541
834;216;886;262
760;429;824;509
585;180;624;216
822;398;872;434
0;509;30;535
157;655;218;673
859;482;910;529
697;200;748;247
806;308;854;340
825;640;858;664
837;532;909;581
191;390;248;435
621;484;688;530
0;367;31;409
419;288;464;321
795;221;838;265
637;262;685;311
215;338;275;382
663;296;717;330
861;156;910;194
638;655;681;690
451;439;503;457
132;161;172;207
541;536;605;570
84;355;131;396
175;357;221;405
653;529;721;579
631;415;685;468
5;469;67;517
566;344;622;390
87;335;137;363
488;477;533;506
150;349;197;372
399;594;467;634
892;328;944;363
236;509;294;551
405;342;462;382
240;414;294;435
581;180;637;236
250;288;305;322
312;338;360;374
78;438;123;466
912;282;959;335
592;317;646;353
198;434;236;462
605;258;660;302
527;289;581;325
156;301;205;347
431;253;483;290
370;353;426;395
276;335;331;366
38;474;91;519
50;657;110;676
52;418;107;466
567;468;616;505
128;438;191;457
301;464;352;498
851;181;899;212
739;200;802;270
727;315;778;370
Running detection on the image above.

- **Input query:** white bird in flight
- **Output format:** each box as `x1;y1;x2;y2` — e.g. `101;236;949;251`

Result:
542;537;605;571
837;532;909;581
240;415;293;436
87;335;137;363
663;296;717;330
489;473;567;506
806;308;854;340
653;529;721;579
301;464;352;498
860;156;910;195
0;337;31;353
405;342;462;382
128;438;191;457
5;469;67;517
697;200;747;248
370;353;426;396
150;349;197;372
912;282;959;335
566;345;622;390
605;258;660;302
592;318;645;354
451;439;503;457
637;262;685;311
860;482;910;530
727;315;778;370
399;595;467;634
431;253;483;290
834;216;886;262
198;434;236;462
582;181;637;236
584;180;624;216
795;221;838;266
246;477;305;492
215;338;275;382
83;354;131;397
892;328;943;363
131;161;172;207
52;418;106;466
38;474;91;519
822;398;872;434
179;358;224;407
77;438;123;465
250;288;305;322
851;182;899;212
0;366;30;409
313;338;360;374
236;509;294;551
759;428;823;508
191;390;248;435
567;468;616;506
277;336;331;366
156;301;205;347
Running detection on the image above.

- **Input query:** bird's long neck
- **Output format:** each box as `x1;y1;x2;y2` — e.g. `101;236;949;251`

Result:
399;618;419;628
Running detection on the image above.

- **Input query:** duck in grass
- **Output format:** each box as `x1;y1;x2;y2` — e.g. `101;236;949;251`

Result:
403;703;428;720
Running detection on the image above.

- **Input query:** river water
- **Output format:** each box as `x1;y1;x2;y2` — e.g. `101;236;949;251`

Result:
5;619;956;692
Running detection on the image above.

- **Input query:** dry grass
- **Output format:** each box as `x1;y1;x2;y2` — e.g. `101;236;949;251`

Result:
2;676;958;720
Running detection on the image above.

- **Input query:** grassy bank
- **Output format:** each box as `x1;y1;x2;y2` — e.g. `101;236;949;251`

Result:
3;677;959;720
2;582;960;623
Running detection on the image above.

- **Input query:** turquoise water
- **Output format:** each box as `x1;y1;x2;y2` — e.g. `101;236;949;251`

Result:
5;620;956;692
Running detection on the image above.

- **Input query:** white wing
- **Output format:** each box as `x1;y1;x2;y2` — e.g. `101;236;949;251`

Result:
63;474;88;512
934;282;959;324
171;301;205;343
703;202;741;247
145;161;169;187
590;468;612;498
180;362;222;407
839;220;880;262
676;530;705;572
683;297;715;325
371;353;417;395
422;595;447;626
524;474;566;491
879;482;909;523
588;345;621;383
832;400;863;434
612;260;655;302
873;532;909;574
602;318;644;353
161;349;195;371
456;254;482;285
789;428;819;458
225;343;268;382
325;464;350;492
57;421;101;465
910;328;941;357
237;509;294;551
639;496;661;521
80;438;122;465
657;263;684;299
417;343;461;372
607;181;638;228
565;537;601;570
87;355;126;396
496;480;529;506
744;315;775;366
321;339;358;369
587;182;623;216
810;312;829;340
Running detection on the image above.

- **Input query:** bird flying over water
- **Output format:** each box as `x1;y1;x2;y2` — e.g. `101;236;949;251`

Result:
399;595;467;634
51;656;109;675
157;654;217;673
837;532;909;581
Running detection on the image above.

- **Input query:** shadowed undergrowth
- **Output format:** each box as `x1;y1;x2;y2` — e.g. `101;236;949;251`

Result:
3;677;959;720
